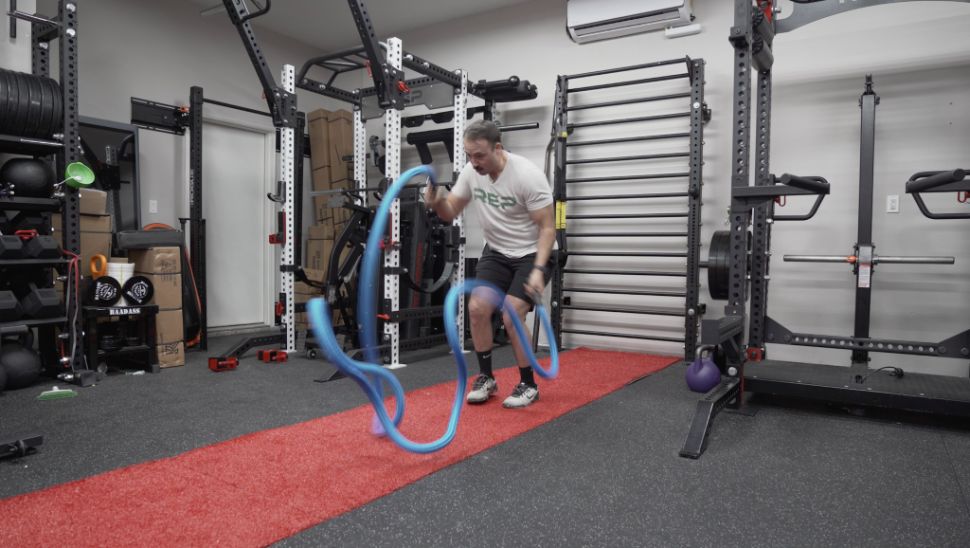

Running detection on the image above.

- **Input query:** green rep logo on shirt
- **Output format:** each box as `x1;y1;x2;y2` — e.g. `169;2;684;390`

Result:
473;188;517;210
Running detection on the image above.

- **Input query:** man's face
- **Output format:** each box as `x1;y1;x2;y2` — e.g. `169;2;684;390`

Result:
464;138;503;176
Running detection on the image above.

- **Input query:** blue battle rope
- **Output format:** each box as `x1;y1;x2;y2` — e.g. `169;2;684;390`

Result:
306;164;559;454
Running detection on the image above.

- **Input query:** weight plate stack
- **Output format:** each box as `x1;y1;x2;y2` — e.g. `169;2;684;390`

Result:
0;69;63;138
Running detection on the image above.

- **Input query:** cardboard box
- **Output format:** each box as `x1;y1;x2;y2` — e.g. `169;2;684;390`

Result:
141;273;182;309
52;213;112;233
295;310;342;332
312;195;334;223
308;108;331;171
333;203;351;227
79;232;112;271
157;340;185;368
155;308;184;345
311;165;332;191
307;223;334;241
295;268;326;297
305;238;334;271
328;110;354;182
130;247;181;274
79;188;108;215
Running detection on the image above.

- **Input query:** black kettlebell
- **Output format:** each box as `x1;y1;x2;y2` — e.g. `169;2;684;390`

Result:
0;342;41;390
0;158;54;198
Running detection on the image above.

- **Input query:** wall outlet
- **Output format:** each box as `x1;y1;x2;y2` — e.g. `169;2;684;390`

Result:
149;200;158;214
886;194;899;213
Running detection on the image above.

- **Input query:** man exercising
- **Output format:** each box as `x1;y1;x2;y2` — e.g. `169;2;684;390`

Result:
425;120;555;408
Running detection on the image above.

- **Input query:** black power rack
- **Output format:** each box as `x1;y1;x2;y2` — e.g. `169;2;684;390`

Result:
681;0;970;459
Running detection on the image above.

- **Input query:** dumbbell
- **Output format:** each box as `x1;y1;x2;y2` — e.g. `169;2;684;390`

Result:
0;290;23;322
15;230;60;259
19;283;61;318
0;235;23;259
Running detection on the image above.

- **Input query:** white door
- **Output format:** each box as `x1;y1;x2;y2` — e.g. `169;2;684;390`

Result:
201;121;273;331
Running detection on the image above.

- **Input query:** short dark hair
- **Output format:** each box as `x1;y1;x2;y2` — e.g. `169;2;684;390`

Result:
463;120;502;146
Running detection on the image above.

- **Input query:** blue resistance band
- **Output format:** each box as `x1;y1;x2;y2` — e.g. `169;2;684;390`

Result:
306;165;559;454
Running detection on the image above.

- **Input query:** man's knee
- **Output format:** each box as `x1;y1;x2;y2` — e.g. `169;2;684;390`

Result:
469;296;496;323
502;296;530;328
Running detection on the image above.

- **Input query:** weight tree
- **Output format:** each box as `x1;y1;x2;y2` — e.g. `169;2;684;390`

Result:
681;0;970;459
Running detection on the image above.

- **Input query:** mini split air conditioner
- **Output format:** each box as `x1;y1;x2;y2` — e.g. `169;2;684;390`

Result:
567;0;694;44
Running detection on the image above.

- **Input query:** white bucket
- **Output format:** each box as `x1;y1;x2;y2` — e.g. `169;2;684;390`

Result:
106;262;135;290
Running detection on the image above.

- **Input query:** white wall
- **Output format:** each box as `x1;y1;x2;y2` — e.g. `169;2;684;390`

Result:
28;0;347;232
392;0;970;375
1;1;35;72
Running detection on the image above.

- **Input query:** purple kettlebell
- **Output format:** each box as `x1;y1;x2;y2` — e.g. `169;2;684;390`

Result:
686;346;721;393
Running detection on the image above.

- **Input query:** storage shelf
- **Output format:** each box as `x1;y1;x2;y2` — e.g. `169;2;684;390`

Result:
0;133;64;154
98;344;151;359
0;316;66;333
0;196;62;212
0;258;69;267
82;305;159;318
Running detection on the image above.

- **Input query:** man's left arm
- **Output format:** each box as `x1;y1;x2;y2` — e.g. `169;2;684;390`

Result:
525;204;556;297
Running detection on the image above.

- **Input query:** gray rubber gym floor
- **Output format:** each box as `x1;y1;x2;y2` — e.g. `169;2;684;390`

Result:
2;336;969;547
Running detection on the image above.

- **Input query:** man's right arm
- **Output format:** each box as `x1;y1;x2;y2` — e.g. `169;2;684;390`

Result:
427;187;470;223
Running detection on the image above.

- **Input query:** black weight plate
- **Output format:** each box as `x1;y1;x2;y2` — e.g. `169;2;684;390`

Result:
121;275;154;306
54;78;64;133
50;77;62;137
24;73;43;137
0;70;18;136
50;78;62;135
0;69;10;133
46;76;61;138
36;75;54;138
86;276;122;307
707;230;730;300
12;71;31;137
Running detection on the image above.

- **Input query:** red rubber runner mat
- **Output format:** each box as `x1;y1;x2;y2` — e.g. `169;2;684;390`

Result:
0;348;677;546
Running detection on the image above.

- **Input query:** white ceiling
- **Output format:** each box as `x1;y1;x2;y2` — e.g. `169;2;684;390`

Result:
190;0;534;52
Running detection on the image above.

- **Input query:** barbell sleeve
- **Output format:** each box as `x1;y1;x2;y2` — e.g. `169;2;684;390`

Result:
874;256;954;265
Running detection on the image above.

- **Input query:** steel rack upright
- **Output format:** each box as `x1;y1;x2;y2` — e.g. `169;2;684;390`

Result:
4;0;86;385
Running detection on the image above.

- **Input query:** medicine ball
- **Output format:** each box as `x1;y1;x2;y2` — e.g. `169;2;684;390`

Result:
0;342;42;390
0;158;54;198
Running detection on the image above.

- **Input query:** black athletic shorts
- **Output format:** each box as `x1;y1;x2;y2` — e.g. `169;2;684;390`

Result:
473;245;554;309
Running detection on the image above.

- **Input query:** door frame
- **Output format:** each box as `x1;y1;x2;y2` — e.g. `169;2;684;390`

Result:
182;115;278;332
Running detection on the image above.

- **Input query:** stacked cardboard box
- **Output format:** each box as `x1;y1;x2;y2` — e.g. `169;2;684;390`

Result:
304;223;334;272
52;188;112;267
130;247;184;368
294;267;326;332
307;108;355;275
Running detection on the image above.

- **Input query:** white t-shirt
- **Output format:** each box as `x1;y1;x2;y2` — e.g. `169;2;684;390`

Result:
451;151;553;258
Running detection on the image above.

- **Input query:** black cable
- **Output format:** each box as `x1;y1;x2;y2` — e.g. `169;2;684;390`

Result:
857;366;905;384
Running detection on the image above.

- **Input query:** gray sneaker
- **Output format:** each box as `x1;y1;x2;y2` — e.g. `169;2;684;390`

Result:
503;383;539;408
467;374;497;404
